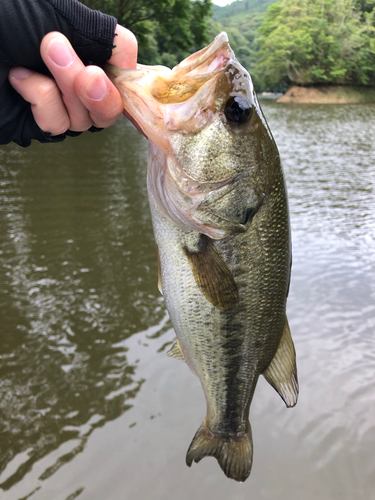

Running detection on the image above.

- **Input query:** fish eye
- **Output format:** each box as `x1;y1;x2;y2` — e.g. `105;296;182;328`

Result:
224;96;252;125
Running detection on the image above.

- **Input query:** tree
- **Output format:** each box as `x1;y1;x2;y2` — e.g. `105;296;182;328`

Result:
81;0;213;65
209;6;272;89
255;0;375;88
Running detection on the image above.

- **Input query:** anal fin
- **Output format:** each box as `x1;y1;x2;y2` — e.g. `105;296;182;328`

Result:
262;317;299;408
184;234;238;311
167;339;185;362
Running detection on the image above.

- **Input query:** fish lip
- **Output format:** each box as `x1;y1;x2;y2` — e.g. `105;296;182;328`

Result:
122;109;147;138
173;32;230;76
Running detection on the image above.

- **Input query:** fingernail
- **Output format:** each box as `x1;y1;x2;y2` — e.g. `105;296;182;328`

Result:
85;74;109;101
10;67;33;80
47;37;74;67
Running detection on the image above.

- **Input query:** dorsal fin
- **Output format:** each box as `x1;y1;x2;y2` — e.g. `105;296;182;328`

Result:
262;317;299;408
184;235;238;311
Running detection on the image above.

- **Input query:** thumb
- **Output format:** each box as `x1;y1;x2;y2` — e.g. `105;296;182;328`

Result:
109;25;137;69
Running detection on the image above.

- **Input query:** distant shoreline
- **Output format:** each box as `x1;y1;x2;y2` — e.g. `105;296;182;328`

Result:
276;85;375;104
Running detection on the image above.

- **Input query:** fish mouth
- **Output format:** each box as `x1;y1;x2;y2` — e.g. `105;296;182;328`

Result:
150;32;231;105
110;32;262;241
167;32;231;80
105;32;238;150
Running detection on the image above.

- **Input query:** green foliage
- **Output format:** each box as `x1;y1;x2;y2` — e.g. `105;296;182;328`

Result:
212;0;275;20
255;0;375;87
208;7;270;90
81;0;213;65
208;22;246;62
83;0;375;89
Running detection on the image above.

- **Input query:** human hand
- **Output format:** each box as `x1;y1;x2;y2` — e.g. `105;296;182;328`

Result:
8;25;137;136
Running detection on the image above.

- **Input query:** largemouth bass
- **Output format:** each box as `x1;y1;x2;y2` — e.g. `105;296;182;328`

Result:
106;32;298;482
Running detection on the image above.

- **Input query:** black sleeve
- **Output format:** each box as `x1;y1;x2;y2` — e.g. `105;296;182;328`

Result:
0;0;118;147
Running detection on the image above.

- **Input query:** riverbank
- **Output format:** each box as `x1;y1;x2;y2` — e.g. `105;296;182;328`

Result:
277;85;375;104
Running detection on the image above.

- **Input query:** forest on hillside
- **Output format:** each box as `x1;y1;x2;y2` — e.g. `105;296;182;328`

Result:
256;0;375;89
212;0;375;90
82;0;375;91
212;0;275;19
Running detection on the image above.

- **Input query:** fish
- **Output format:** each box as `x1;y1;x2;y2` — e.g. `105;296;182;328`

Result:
105;32;298;482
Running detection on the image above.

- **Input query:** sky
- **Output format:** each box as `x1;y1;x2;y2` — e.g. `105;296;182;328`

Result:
213;0;235;6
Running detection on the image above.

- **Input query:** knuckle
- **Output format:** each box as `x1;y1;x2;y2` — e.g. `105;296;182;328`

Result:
91;109;120;129
51;117;71;136
126;30;138;51
32;101;71;136
34;111;70;136
68;119;92;133
89;92;123;128
104;103;122;122
117;25;138;51
37;79;61;105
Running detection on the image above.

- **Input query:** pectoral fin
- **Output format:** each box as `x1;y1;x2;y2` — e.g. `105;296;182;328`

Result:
167;339;185;362
184;235;238;311
262;318;299;408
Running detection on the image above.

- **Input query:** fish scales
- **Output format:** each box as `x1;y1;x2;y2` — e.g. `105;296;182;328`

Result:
106;31;298;482
150;165;290;423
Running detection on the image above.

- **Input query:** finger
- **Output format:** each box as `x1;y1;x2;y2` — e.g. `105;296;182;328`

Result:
41;32;92;131
109;25;143;133
109;25;138;69
76;25;138;130
9;67;70;136
75;65;124;128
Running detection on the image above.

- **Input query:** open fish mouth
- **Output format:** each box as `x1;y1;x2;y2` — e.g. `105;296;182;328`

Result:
105;32;236;149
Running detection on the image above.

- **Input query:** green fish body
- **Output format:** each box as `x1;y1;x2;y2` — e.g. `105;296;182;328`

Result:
106;32;298;482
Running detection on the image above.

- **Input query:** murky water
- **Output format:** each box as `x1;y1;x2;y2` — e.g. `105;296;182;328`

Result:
1;101;374;500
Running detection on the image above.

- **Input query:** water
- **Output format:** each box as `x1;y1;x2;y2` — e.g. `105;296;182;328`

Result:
0;101;374;500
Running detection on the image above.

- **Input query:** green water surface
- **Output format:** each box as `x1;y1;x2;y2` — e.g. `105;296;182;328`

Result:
1;102;375;500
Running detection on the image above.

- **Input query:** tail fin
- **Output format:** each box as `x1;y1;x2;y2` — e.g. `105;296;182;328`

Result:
186;422;253;482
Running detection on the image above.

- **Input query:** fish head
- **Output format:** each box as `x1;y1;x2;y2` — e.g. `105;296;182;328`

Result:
106;32;280;239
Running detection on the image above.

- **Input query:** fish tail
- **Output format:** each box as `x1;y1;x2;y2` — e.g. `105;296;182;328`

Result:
186;421;253;482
